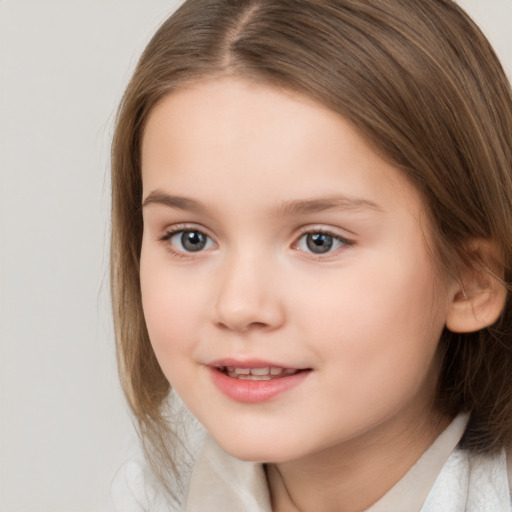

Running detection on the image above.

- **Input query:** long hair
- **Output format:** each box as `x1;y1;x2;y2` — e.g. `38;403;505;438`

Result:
111;0;512;496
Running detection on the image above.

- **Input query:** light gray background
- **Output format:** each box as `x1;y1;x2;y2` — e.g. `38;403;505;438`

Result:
0;1;510;510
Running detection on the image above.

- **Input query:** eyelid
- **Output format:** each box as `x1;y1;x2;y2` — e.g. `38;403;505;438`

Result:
293;225;355;255
155;223;354;259
158;223;217;257
158;222;214;241
295;225;354;242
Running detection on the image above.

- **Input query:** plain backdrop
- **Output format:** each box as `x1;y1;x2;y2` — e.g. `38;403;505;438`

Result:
0;1;510;510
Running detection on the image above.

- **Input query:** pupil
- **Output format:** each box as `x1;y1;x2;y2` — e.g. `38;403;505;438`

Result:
182;231;206;252
306;233;333;254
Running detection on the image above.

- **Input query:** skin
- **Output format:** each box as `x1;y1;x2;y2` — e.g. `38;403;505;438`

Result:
139;77;456;511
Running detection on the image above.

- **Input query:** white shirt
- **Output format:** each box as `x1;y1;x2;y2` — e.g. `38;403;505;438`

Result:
113;414;512;511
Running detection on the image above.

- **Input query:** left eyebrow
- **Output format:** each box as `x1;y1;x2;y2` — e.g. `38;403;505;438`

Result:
274;195;382;216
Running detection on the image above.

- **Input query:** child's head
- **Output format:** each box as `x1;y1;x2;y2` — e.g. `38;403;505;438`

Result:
111;0;512;490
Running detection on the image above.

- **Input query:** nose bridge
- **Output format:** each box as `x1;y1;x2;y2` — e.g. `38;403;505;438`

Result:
213;243;284;331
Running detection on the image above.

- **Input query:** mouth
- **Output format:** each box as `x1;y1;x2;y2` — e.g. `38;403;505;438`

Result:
208;361;311;403
216;365;303;381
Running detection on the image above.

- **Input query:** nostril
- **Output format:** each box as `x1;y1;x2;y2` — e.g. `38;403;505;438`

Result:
215;319;270;332
247;321;270;330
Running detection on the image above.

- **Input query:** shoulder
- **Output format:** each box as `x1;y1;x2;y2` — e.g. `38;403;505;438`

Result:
465;448;512;510
423;446;512;511
111;460;148;512
508;448;512;500
111;459;182;512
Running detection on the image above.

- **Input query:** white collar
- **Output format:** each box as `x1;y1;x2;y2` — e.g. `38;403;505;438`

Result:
185;413;511;512
366;413;469;511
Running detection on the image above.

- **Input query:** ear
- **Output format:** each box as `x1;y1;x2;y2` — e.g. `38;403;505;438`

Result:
446;240;507;333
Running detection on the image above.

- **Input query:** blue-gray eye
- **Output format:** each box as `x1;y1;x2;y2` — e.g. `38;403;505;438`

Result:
306;233;333;253
297;232;348;254
170;230;214;252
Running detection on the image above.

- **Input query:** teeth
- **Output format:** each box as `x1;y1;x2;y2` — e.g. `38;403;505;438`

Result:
250;367;270;376
238;375;272;381
222;366;299;380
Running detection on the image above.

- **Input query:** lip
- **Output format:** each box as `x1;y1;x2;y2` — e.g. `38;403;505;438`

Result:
209;358;301;370
208;359;311;403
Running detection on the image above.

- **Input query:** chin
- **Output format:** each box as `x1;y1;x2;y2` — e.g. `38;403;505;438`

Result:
213;431;302;464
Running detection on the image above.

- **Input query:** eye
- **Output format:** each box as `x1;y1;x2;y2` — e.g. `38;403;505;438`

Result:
163;229;215;253
296;231;351;255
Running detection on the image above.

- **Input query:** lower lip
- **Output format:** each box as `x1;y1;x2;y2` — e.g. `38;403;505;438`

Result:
209;367;310;403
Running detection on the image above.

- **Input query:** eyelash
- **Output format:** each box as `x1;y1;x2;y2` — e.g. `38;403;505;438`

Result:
158;226;354;258
158;225;215;259
294;227;354;256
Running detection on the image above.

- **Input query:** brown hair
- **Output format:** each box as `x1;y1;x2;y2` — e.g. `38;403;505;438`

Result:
111;0;512;496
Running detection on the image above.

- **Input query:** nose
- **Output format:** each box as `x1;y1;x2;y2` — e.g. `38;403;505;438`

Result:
213;252;285;332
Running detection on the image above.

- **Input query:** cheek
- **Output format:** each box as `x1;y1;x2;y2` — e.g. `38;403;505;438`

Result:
291;248;447;394
139;253;205;366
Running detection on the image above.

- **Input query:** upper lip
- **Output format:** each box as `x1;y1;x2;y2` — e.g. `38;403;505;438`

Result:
208;358;306;370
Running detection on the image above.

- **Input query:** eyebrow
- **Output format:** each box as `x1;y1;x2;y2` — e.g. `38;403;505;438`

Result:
274;195;382;216
142;190;381;216
142;190;209;215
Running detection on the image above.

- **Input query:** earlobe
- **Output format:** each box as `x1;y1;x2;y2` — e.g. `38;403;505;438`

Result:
446;241;507;333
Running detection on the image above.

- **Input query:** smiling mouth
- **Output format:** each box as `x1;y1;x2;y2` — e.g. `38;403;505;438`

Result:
217;366;304;380
210;364;311;402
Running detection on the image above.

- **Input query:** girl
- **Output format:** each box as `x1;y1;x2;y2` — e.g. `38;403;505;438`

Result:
110;1;512;510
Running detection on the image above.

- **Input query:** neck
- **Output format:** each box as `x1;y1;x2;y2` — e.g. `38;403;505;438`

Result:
266;409;451;512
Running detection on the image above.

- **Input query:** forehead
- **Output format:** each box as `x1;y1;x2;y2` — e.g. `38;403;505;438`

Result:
141;77;424;218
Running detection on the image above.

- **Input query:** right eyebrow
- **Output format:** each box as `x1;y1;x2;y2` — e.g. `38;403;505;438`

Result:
142;190;208;215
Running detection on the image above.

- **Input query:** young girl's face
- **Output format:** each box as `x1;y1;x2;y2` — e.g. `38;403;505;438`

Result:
140;77;454;464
